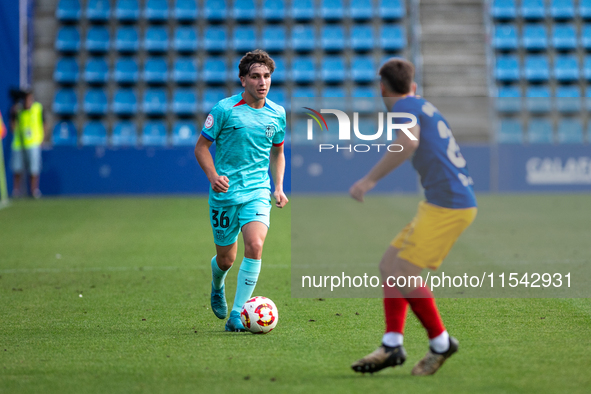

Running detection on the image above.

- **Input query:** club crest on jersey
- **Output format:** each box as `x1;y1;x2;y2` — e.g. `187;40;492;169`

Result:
214;229;224;241
204;114;214;129
265;125;276;139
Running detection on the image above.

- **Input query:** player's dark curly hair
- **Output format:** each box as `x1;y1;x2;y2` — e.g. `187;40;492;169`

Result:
379;58;415;95
238;49;276;78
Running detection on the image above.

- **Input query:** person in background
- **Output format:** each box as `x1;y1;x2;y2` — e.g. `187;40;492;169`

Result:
10;91;46;199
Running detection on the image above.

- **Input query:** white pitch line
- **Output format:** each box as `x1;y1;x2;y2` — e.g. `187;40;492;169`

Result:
0;264;289;274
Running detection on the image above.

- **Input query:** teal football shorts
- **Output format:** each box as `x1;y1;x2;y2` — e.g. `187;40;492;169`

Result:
209;195;272;246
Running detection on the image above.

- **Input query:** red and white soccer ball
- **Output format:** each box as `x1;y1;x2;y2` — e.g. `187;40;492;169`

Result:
240;296;278;334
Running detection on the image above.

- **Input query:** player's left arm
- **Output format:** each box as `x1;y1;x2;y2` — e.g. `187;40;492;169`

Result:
270;143;288;208
350;124;420;202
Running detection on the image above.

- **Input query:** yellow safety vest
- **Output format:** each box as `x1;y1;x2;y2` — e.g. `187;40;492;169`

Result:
12;102;44;150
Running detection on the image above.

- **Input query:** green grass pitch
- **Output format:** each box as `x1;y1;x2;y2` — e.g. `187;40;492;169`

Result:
1;195;590;393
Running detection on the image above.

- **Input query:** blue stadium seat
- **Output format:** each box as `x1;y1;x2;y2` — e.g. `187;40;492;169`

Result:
86;26;110;54
494;55;520;81
380;0;405;20
351;25;374;52
352;86;375;97
81;121;107;146
493;24;518;51
267;87;288;109
380;25;406;51
142;89;168;115
142;121;168;146
173;26;198;52
526;85;552;113
174;0;197;21
350;0;374;21
550;0;575;20
173;58;197;84
203;26;226;53
584;55;591;79
581;0;591;19
527;118;554;143
263;0;286;21
322;86;346;97
262;26;287;53
292;86;316;100
233;26;257;52
351;56;376;83
144;0;169;22
115;0;140;21
521;0;546;20
115;27;139;53
204;0;227;22
552;24;577;50
112;121;138;146
292;56;317;84
582;25;591;49
113;57;139;84
555;85;581;113
271;56;287;84
496;85;521;113
202;58;228;84
201;88;226;113
321;56;347;84
144;57;168;84
587;88;591;111
524;55;550;82
492;0;517;20
497;118;524;143
291;25;315;52
321;0;345;21
233;0;256;22
112;88;138;116
84;89;108;116
522;24;548;51
85;57;110;84
144;26;169;53
172;121;197;145
55;27;81;53
557;118;584;143
172;89;197;115
291;0;314;21
554;54;579;82
86;0;111;21
52;121;78;146
56;0;81;21
321;26;346;52
54;58;79;84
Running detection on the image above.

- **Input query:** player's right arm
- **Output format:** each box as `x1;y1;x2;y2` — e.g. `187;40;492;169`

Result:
349;124;420;202
194;102;230;193
194;135;229;193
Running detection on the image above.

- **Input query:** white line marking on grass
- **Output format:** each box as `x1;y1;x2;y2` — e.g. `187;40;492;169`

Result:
0;264;289;274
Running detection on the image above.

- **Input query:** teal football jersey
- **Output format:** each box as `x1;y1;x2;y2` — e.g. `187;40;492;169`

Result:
201;94;286;207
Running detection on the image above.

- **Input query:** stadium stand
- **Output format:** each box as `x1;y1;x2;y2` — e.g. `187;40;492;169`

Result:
51;0;412;146
52;120;78;145
490;0;589;144
112;121;139;146
142;121;169;145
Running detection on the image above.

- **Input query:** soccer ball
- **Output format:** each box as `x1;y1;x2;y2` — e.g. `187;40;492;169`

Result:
240;296;278;334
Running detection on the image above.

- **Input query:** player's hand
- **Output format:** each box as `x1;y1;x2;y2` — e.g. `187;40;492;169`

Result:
211;175;229;193
273;189;289;208
349;178;376;203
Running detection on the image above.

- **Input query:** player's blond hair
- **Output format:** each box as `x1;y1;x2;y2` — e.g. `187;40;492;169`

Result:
238;49;276;78
379;58;415;95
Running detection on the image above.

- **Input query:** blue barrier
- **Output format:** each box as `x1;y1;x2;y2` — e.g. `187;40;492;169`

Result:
498;145;591;192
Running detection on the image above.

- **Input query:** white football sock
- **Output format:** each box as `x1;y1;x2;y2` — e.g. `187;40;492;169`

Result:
429;330;450;353
382;332;403;347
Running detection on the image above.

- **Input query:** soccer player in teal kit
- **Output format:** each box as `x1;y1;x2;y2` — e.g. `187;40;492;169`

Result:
194;50;288;332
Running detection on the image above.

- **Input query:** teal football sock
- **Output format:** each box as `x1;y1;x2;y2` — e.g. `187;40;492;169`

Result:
231;257;261;314
211;255;231;290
